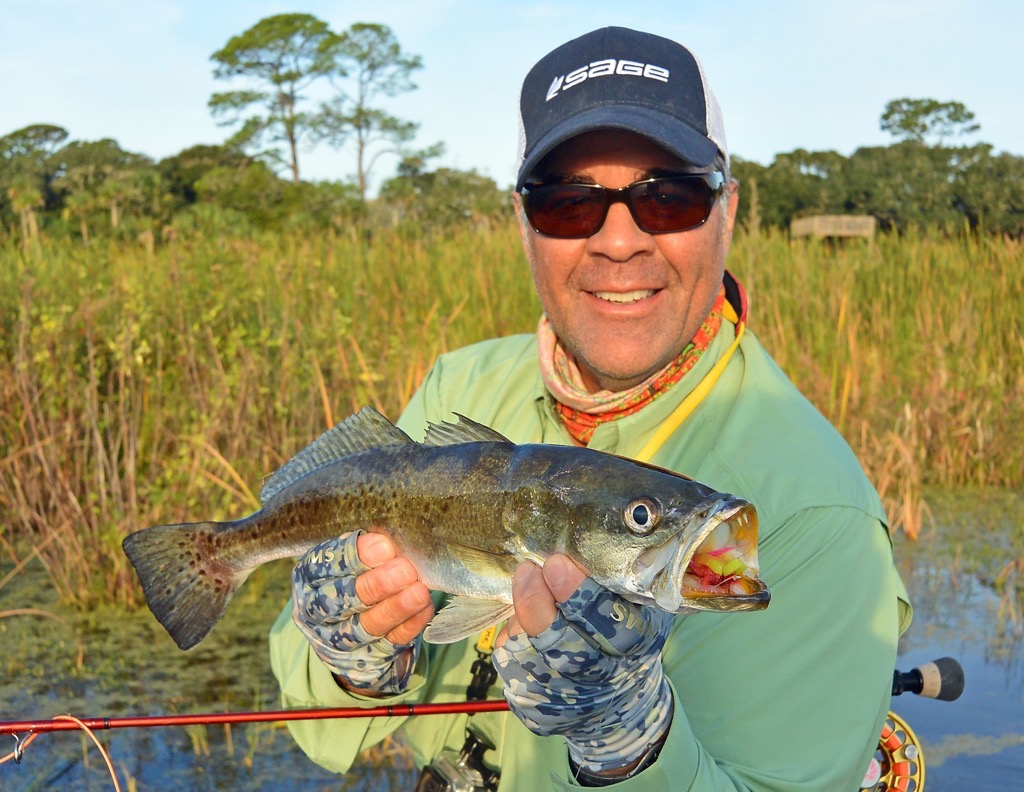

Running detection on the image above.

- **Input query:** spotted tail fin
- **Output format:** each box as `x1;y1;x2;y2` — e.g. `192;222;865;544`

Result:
123;521;252;650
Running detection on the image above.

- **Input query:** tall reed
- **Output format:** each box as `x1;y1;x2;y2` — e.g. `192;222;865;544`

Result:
1;223;1019;602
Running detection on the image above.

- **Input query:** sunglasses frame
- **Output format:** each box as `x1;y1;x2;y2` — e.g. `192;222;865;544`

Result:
520;171;726;239
520;171;729;237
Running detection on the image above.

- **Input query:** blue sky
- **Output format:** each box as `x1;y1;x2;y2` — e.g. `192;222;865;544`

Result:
3;0;1022;191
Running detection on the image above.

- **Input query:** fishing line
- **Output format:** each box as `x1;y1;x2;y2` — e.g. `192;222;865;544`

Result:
1;715;122;791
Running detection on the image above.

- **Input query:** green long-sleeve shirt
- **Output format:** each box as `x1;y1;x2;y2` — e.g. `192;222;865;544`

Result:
269;320;911;790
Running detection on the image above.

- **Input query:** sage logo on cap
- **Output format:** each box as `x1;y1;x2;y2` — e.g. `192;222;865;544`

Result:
546;59;670;101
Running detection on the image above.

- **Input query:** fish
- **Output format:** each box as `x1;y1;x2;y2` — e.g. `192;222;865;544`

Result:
123;406;770;650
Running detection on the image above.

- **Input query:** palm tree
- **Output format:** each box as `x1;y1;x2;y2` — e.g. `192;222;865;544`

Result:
7;175;44;252
64;190;95;243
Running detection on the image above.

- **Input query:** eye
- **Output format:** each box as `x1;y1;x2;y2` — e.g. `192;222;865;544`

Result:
625;498;659;535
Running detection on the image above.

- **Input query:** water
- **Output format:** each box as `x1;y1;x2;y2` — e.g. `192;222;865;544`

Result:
889;489;1024;791
0;560;417;790
1;490;1021;790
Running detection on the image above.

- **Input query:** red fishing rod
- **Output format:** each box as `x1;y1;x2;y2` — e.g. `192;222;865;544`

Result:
0;699;510;736
5;658;965;792
2;657;964;738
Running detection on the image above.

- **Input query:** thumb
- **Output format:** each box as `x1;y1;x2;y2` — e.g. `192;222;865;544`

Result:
542;554;588;603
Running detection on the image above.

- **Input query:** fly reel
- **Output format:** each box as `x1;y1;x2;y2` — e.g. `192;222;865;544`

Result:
859;710;925;791
860;656;964;791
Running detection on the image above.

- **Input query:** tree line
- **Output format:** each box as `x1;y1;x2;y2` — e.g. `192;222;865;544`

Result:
2;14;1023;247
732;98;1024;237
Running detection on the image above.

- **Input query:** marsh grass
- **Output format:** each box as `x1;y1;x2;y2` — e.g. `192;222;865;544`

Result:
1;223;1020;601
735;229;1023;536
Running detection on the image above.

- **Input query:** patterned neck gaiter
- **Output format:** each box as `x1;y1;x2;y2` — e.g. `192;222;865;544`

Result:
538;287;727;445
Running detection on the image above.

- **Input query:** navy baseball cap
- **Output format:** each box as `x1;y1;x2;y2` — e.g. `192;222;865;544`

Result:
515;27;728;191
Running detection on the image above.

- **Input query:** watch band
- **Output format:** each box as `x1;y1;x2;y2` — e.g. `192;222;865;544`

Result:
570;738;664;787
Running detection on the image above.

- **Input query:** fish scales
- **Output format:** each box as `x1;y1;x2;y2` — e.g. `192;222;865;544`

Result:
123;406;770;650
256;441;548;600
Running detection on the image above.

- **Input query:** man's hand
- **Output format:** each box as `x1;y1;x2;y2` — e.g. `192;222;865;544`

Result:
496;553;588;643
292;531;434;695
493;554;674;779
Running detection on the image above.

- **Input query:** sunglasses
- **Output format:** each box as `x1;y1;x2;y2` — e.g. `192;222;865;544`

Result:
520;172;726;239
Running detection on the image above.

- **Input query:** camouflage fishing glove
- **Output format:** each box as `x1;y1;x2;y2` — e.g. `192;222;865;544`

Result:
492;579;675;778
292;530;419;695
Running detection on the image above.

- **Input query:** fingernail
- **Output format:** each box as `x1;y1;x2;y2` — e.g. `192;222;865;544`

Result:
381;561;415;591
400;583;428;609
542;555;568;589
360;533;393;566
513;562;539;586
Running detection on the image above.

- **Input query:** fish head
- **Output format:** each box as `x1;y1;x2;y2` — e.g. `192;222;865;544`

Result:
565;458;770;614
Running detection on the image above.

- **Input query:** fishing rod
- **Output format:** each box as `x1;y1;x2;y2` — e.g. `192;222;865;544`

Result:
0;699;511;736
1;656;964;737
5;656;964;792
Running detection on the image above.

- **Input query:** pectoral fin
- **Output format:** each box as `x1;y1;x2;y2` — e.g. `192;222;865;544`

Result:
447;542;518;579
422;596;515;644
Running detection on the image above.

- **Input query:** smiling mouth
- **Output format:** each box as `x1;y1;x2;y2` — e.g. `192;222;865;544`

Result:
592;289;657;304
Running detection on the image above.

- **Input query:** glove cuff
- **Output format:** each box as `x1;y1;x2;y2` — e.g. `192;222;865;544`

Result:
313;634;420;695
567;674;673;775
569;734;666;786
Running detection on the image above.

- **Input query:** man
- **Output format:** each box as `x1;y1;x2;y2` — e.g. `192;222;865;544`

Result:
270;27;910;789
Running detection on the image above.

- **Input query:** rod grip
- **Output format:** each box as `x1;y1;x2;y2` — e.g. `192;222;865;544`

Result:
892;656;964;701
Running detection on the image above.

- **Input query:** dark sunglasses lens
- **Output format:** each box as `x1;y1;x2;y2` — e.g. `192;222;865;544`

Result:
524;185;605;238
631;177;715;233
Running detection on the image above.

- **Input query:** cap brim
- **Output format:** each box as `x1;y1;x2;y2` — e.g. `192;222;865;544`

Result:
515;106;721;191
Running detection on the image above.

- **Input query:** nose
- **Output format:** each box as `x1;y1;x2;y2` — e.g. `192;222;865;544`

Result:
585;200;656;261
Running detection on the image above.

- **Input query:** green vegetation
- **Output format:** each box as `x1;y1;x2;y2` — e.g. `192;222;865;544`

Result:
1;225;1021;605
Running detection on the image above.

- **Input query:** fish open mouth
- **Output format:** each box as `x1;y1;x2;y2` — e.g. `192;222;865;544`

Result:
647;498;771;613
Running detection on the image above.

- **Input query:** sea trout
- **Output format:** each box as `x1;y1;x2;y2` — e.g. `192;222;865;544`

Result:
123;407;769;650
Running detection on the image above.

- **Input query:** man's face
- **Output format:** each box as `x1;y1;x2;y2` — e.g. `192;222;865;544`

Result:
517;130;739;393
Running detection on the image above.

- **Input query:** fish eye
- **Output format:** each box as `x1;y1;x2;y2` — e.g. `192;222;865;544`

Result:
625;498;659;535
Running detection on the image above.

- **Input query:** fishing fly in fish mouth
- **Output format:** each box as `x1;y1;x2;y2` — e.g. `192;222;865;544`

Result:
122;406;769;651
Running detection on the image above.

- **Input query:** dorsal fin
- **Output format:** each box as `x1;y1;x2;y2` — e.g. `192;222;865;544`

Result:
260;406;413;502
422;413;513;447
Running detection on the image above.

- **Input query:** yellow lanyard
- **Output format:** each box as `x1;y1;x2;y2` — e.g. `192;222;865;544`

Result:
634;301;744;464
475;625;499;655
